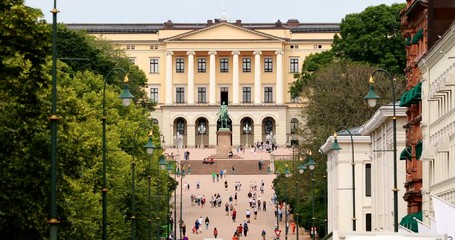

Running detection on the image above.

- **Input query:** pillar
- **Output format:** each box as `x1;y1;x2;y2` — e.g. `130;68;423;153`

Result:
187;123;196;148
209;51;217;105
187;51;195;104
254;50;262;104
166;51;173;104
232;51;240;104
208;123;217;147
275;50;283;104
232;123;241;147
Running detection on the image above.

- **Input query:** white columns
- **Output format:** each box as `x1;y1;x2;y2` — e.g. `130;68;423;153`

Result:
275;50;283;104
187;124;196;148
166;51;173;104
254;50;262;104
209;51;217;104
232;123;241;146
208;123;217;147
187;51;195;104
253;123;262;144
232;51;240;104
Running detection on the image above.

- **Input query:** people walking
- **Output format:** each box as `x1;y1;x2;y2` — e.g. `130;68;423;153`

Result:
261;229;266;239
213;227;218;238
243;222;249;237
232;208;237;222
205;216;210;230
245;209;251;223
181;222;186;236
224;180;228;191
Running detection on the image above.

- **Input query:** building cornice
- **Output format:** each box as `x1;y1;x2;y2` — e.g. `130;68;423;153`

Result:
359;104;407;135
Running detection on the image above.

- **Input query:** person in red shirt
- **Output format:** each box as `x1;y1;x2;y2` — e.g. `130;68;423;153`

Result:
213;227;218;238
237;224;243;237
232;208;237;222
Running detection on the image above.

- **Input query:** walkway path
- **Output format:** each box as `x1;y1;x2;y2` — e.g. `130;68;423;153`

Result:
172;173;309;240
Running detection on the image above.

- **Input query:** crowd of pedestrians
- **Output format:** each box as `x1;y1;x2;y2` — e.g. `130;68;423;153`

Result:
174;169;277;240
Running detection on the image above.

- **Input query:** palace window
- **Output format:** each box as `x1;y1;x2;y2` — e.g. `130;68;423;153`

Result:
365;164;371;197
150;88;159;103
264;87;273;103
242;58;251;72
198;58;206;73
242;87;251;103
264;58;273;72
150;58;159;73
290;58;299;73
220;58;229;72
198;87;207;103
366;213;372;231
176;58;184;73
290;118;299;134
176;87;185;103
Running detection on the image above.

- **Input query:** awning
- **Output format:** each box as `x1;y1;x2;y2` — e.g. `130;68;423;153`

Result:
400;211;422;233
415;140;423;160
400;146;412;160
400;82;422;107
411;28;423;44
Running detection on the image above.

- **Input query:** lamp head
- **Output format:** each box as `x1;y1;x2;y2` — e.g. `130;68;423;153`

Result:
298;163;306;174
144;130;156;154
330;132;342;155
364;75;380;107
307;155;316;171
159;155;167;170
119;74;134;106
284;164;292;178
166;163;173;174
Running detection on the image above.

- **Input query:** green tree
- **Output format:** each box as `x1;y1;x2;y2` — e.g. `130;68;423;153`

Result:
290;51;335;98
332;3;406;74
1;1;167;238
0;0;51;238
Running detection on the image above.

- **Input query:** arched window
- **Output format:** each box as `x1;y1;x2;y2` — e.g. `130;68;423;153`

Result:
177;120;185;134
290;118;299;134
264;118;273;134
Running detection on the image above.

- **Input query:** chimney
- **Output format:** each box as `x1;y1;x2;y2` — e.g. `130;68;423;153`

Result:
207;19;213;25
235;20;242;26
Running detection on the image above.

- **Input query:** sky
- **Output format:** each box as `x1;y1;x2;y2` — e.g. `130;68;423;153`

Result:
26;0;403;24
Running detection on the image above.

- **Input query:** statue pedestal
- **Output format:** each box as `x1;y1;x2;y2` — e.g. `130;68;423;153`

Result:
215;128;232;158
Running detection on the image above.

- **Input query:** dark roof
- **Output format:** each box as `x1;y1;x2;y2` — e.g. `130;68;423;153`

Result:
67;24;161;33
66;21;339;34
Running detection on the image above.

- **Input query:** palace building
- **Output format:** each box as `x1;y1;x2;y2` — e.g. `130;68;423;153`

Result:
69;19;339;148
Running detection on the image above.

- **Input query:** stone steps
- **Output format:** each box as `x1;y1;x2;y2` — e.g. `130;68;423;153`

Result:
189;159;270;175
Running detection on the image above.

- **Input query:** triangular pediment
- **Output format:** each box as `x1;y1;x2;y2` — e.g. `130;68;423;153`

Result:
164;22;284;42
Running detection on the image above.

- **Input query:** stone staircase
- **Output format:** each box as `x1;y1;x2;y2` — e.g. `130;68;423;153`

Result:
188;159;270;175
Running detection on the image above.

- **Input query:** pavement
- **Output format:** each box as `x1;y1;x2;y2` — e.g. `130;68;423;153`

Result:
171;173;308;240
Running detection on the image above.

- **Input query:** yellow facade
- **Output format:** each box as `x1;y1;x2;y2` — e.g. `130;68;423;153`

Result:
69;20;339;148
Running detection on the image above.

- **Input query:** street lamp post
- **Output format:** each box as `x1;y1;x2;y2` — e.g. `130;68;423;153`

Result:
284;166;291;240
178;165;190;240
330;128;356;231
131;126;156;240
49;0;59;239
364;68;398;232
198;122;206;148
305;151;316;240
102;68;134;240
163;159;190;240
243;122;251;148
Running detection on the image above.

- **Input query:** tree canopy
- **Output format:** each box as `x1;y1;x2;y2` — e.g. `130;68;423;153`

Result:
332;3;406;74
0;1;169;238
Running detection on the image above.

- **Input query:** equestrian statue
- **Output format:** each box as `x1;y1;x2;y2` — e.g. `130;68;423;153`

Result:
217;102;229;129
